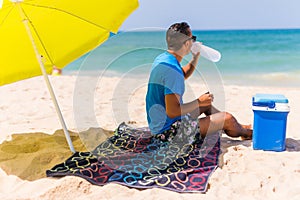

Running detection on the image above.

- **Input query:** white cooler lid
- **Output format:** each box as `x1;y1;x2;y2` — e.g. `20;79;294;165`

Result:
252;93;290;112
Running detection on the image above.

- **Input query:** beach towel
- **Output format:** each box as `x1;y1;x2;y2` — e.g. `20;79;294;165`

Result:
46;122;221;193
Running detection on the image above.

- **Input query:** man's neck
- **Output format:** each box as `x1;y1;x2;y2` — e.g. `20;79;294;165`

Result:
167;50;183;62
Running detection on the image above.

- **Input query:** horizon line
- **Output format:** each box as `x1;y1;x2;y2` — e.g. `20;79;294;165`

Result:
119;27;300;32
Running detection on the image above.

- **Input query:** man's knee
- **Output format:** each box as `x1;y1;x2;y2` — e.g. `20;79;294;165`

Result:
224;112;234;123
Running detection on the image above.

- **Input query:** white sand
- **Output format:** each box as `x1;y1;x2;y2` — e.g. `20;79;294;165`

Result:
0;75;299;200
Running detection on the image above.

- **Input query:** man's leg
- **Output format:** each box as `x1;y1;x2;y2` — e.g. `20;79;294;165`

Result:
189;105;220;119
199;112;252;139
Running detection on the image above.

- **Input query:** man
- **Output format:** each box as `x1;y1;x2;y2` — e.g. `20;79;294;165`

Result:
146;22;252;142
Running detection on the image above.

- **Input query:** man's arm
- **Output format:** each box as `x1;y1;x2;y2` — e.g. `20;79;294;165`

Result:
182;53;200;79
165;93;212;118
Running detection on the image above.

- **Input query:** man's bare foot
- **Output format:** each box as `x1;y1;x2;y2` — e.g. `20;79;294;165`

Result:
241;124;253;140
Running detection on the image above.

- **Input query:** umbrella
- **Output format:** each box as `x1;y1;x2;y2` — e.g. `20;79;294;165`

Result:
0;0;139;152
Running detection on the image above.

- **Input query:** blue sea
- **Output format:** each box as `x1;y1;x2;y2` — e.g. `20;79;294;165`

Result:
65;29;300;87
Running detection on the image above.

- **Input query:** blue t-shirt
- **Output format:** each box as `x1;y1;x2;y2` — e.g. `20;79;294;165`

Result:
146;52;185;134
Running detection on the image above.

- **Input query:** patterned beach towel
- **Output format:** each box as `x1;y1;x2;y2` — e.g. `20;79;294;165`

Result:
46;122;221;193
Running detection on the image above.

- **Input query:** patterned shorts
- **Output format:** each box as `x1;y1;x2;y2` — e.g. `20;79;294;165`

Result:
154;114;201;143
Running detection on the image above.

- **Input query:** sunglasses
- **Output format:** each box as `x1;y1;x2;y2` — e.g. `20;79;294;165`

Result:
185;35;197;43
190;35;197;42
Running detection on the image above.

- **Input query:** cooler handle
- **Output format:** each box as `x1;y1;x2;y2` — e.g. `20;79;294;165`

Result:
252;101;276;108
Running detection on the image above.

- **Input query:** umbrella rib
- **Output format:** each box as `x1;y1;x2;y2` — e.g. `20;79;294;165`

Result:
0;1;36;27
20;5;55;66
0;6;14;28
23;2;112;32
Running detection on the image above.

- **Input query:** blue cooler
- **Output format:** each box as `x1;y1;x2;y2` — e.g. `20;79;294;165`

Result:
252;94;290;151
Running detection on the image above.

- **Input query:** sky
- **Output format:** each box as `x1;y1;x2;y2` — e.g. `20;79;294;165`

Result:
121;0;300;31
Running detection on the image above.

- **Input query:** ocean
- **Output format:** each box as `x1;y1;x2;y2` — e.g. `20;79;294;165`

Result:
65;29;300;87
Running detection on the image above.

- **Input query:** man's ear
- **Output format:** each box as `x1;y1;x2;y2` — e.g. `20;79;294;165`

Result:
184;40;189;48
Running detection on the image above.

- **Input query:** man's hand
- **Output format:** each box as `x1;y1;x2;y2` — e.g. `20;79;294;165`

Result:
191;50;200;59
197;93;214;107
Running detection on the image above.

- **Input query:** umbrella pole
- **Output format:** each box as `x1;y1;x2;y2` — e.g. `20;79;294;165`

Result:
19;8;76;153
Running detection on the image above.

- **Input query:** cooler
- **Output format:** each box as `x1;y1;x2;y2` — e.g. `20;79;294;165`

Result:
252;94;290;151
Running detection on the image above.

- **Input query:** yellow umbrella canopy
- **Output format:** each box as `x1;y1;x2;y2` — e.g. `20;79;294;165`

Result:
0;0;138;85
0;0;138;152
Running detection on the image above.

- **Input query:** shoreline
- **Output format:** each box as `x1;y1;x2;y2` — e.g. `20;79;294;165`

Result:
63;69;300;88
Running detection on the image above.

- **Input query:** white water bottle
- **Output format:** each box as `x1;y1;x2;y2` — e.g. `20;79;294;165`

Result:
191;41;221;62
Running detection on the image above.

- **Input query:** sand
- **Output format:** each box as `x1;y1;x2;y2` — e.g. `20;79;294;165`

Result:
0;75;299;200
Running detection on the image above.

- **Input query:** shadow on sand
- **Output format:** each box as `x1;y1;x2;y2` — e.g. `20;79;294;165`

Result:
285;138;300;152
0;127;113;181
